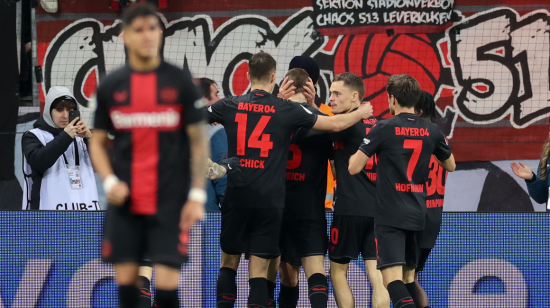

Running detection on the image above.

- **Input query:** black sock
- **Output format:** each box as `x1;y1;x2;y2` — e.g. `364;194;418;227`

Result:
119;285;140;308
387;280;415;308
217;267;237;308
308;273;328;308
137;276;152;308
278;283;299;308
154;289;179;308
266;280;276;308
248;278;268;308
404;282;419;305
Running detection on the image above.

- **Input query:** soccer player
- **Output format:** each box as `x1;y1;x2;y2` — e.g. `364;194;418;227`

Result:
412;91;448;308
89;4;209;308
328;72;390;308
277;68;332;308
348;74;456;308
209;51;373;308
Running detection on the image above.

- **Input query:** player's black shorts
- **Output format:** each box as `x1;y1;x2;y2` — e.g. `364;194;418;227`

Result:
280;218;328;265
102;204;188;269
374;224;421;270
328;215;376;264
415;248;432;272
220;205;283;259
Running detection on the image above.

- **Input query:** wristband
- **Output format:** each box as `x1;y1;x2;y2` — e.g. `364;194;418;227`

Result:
103;174;120;194
188;187;207;203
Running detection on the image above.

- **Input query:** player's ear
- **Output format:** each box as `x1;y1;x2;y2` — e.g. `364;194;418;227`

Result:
352;91;359;102
270;72;276;84
246;72;251;82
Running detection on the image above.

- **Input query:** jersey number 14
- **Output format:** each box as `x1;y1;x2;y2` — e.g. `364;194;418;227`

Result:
235;113;273;157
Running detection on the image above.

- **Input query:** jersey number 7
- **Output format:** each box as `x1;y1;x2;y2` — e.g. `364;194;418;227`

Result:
235;113;273;157
403;139;423;181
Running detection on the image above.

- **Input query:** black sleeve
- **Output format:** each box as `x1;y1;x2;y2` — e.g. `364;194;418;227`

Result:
93;83;114;131
358;123;385;157
22;131;73;174
289;102;318;129
207;99;226;124
181;69;204;126
432;129;452;161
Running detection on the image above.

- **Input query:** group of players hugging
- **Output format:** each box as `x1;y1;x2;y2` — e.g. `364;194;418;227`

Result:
90;3;456;308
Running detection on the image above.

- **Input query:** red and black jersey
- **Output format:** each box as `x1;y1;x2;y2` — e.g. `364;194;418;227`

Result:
207;90;318;209
331;112;378;217
359;113;451;231
94;61;203;215
284;103;332;221
421;154;449;248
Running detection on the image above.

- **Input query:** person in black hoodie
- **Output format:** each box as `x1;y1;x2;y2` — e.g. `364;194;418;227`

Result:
22;86;98;210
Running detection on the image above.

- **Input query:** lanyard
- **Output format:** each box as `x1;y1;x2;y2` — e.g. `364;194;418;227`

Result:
62;139;80;167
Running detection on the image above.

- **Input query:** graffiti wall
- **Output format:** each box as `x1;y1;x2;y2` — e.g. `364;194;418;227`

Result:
35;0;550;163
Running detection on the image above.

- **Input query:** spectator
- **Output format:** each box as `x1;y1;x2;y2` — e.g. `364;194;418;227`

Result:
22;86;99;210
511;131;550;209
199;78;227;212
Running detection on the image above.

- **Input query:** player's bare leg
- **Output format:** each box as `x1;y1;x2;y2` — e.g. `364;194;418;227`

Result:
365;260;390;308
248;255;273;307
381;265;415;308
279;261;300;307
266;257;280;307
330;261;354;308
402;266;418;305
413;272;429;308
217;252;240;307
153;264;180;308
137;265;154;308
303;255;328;308
115;262;140;308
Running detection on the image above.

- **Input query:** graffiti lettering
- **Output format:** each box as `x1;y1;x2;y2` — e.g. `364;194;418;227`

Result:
441;8;550;127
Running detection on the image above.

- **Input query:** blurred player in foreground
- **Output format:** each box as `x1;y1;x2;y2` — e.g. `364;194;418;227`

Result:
89;4;209;308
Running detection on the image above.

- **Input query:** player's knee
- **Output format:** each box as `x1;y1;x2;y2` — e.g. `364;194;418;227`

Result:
402;267;416;284
280;272;299;287
220;252;240;270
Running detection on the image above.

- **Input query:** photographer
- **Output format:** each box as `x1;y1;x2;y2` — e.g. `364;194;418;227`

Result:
22;86;99;210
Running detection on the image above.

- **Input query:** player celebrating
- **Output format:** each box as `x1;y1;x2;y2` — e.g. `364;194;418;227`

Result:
277;68;332;308
89;4;209;308
209;51;373;308
349;74;455;308
411;91;448;308
328;72;390;308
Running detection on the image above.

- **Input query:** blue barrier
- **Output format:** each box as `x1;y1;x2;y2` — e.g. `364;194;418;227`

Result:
0;212;548;307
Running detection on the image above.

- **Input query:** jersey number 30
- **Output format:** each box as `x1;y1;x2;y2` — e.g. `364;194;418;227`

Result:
235;113;273;157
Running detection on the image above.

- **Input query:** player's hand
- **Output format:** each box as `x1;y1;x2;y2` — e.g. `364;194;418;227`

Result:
180;200;205;232
303;78;318;109
277;77;296;100
219;156;241;175
107;181;130;206
358;101;373;119
64;117;80;138
511;162;534;180
76;120;92;139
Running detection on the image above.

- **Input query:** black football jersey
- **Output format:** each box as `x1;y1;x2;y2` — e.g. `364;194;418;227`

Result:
421;154;448;248
207;90;318;208
358;113;451;230
94;61;203;215
284;103;332;221
332;113;378;217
